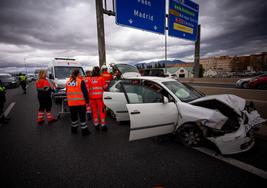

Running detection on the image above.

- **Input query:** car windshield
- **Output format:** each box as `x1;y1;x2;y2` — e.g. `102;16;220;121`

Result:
115;64;139;74
163;81;203;102
54;67;85;79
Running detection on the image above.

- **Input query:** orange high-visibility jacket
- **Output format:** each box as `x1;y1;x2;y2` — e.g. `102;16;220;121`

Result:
87;76;106;99
84;77;90;93
101;71;113;86
66;78;86;106
36;79;51;91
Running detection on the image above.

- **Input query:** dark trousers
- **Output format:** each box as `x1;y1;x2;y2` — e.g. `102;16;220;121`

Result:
0;101;4;116
69;105;86;127
20;81;26;91
38;96;52;112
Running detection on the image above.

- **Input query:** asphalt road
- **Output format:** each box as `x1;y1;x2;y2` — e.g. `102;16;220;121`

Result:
0;83;266;188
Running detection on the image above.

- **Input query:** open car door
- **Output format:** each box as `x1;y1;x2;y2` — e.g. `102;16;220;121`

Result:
122;82;178;141
103;92;129;122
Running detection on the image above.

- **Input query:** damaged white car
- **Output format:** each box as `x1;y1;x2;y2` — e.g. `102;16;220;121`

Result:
104;66;265;155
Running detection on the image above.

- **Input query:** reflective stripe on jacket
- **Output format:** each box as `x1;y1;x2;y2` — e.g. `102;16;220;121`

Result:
66;78;86;106
86;76;105;99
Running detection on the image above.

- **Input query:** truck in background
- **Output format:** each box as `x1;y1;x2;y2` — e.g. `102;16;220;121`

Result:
47;58;85;103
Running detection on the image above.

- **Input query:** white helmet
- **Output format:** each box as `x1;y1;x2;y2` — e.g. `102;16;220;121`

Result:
101;65;107;70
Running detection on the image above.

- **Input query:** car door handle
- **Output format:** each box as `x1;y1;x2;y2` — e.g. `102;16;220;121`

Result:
130;110;140;115
104;96;112;100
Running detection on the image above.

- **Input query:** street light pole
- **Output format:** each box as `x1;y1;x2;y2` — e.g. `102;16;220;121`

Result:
24;57;27;74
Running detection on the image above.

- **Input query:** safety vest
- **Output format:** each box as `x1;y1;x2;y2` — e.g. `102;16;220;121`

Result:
36;79;51;91
0;85;5;93
101;71;113;85
19;75;26;81
87;76;105;99
66;78;86;106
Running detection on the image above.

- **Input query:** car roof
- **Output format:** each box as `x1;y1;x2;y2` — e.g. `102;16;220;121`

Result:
126;76;176;83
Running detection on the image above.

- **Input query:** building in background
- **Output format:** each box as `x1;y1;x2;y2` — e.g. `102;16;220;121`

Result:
200;52;267;77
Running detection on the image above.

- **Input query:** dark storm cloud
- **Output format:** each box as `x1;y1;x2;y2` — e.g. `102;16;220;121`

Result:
196;0;267;56
0;0;267;68
0;0;96;50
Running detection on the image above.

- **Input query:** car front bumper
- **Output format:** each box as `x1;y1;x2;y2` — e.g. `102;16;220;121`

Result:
207;124;255;155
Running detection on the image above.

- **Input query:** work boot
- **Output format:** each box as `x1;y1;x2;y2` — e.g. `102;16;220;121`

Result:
101;125;108;132
46;112;57;123
71;126;78;134
81;128;90;136
37;111;45;125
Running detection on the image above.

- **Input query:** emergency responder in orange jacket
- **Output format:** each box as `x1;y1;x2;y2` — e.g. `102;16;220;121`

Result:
101;65;113;90
86;66;107;131
36;70;57;124
66;69;90;136
84;70;92;120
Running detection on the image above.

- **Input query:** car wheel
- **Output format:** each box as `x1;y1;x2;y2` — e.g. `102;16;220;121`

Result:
241;82;248;89
177;124;203;147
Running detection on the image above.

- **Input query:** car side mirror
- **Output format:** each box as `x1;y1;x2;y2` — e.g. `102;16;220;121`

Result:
163;96;169;104
49;74;54;79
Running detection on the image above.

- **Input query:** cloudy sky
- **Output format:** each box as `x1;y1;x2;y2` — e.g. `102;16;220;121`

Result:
0;0;267;70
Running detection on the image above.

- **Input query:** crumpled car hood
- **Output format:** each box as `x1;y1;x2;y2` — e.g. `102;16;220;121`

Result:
177;102;228;130
190;94;246;116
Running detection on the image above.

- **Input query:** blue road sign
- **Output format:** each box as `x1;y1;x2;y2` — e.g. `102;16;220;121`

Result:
115;0;166;35
168;0;199;41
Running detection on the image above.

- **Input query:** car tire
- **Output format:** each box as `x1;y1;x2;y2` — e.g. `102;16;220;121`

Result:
241;82;248;89
176;124;203;147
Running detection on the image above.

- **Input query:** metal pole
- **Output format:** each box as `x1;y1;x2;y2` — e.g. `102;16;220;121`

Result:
165;31;167;73
24;57;27;74
95;0;106;67
194;24;201;78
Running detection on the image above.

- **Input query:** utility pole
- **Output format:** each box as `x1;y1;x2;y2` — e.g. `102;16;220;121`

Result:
95;0;106;67
194;24;201;78
24;57;27;74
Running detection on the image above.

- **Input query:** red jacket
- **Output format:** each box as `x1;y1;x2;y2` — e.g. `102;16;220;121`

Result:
86;76;106;99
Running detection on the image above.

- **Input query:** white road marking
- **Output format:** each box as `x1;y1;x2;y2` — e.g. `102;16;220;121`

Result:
4;102;16;117
193;147;267;179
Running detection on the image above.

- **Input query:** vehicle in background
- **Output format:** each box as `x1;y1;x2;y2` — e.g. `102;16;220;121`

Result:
0;73;19;88
139;68;166;77
27;74;36;81
248;74;267;90
111;64;141;79
47;58;85;103
236;73;267;89
103;65;265;155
